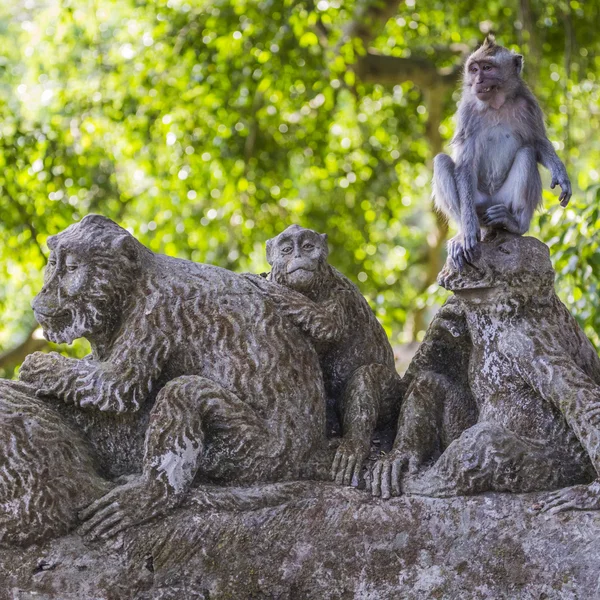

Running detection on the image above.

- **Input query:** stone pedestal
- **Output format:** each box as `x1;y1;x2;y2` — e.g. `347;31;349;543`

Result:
4;483;599;600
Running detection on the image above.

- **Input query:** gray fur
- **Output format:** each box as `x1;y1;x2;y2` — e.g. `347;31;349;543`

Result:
433;37;571;268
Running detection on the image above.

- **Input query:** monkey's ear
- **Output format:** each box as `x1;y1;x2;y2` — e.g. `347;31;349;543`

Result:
319;233;329;259
514;54;524;74
266;238;275;266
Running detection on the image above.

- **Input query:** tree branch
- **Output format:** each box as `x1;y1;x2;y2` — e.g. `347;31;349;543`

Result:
355;51;460;89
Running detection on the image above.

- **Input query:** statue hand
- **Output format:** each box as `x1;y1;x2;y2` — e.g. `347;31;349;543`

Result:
366;447;423;500
78;475;171;540
19;351;67;397
330;438;370;487
536;481;600;515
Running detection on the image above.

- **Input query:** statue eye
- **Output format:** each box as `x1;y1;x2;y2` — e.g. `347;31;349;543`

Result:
66;264;78;272
48;259;56;268
498;245;511;255
281;247;293;255
302;243;314;250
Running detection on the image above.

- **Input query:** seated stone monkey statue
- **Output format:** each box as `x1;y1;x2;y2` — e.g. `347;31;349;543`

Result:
246;224;402;486
374;231;600;510
368;295;477;498
17;215;328;540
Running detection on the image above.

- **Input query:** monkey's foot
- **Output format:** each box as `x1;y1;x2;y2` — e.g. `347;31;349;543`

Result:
366;447;424;500
536;481;600;515
481;204;523;234
330;438;370;487
78;476;173;540
447;234;481;271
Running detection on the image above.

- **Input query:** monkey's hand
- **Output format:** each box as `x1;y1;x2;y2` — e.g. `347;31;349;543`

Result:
366;447;424;500
535;481;600;515
330;437;370;487
551;171;572;207
19;351;73;399
78;475;172;540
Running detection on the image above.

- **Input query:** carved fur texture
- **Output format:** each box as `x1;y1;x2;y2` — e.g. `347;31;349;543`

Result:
0;381;110;546
247;224;402;487
17;215;328;540
401;231;599;498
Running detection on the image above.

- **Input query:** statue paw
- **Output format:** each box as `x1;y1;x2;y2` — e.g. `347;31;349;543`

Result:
77;476;170;540
367;448;423;500
536;481;600;515
330;439;369;487
18;351;65;396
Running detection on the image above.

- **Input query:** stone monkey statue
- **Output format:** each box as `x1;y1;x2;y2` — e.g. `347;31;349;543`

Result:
376;232;600;508
433;35;571;269
368;296;477;498
18;215;328;540
246;224;402;487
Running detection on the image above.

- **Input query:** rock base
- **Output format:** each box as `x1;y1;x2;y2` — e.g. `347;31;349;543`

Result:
3;483;600;599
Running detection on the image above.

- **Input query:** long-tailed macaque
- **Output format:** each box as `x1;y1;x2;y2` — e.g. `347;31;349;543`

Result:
433;35;571;268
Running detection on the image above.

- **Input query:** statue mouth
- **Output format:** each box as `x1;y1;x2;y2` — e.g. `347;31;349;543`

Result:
287;266;315;275
34;308;69;319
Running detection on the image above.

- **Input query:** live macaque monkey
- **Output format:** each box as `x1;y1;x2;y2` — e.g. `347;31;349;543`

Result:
433;35;572;269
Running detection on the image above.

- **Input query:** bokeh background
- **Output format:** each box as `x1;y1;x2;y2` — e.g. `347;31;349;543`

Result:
1;0;599;376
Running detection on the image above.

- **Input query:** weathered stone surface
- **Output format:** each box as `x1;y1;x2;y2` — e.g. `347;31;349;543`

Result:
7;214;330;545
246;224;402;486
3;483;600;599
371;231;600;508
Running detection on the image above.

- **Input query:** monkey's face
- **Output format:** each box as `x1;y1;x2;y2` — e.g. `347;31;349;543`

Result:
465;39;524;105
467;60;503;102
438;232;554;306
267;225;328;293
32;222;138;344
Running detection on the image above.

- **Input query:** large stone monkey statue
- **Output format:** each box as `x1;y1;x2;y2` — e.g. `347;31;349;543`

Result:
17;215;327;540
247;225;402;486
375;232;600;511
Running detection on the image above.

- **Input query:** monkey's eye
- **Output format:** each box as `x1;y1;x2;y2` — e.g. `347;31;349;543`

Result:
483;64;492;71
302;243;315;250
281;247;293;255
469;65;477;73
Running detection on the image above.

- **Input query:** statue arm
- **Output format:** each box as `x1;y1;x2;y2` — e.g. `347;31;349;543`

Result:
19;331;170;413
245;275;348;342
502;330;600;474
277;293;347;342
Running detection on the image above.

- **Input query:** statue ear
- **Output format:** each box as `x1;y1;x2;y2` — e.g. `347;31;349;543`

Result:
320;233;329;259
514;54;524;74
266;238;275;266
112;234;139;265
47;235;57;250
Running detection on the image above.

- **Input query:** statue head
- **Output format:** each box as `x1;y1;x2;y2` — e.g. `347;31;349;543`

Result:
438;231;555;307
266;224;329;294
32;215;143;344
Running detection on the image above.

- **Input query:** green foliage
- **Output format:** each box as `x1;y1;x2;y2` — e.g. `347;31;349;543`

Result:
0;0;599;365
